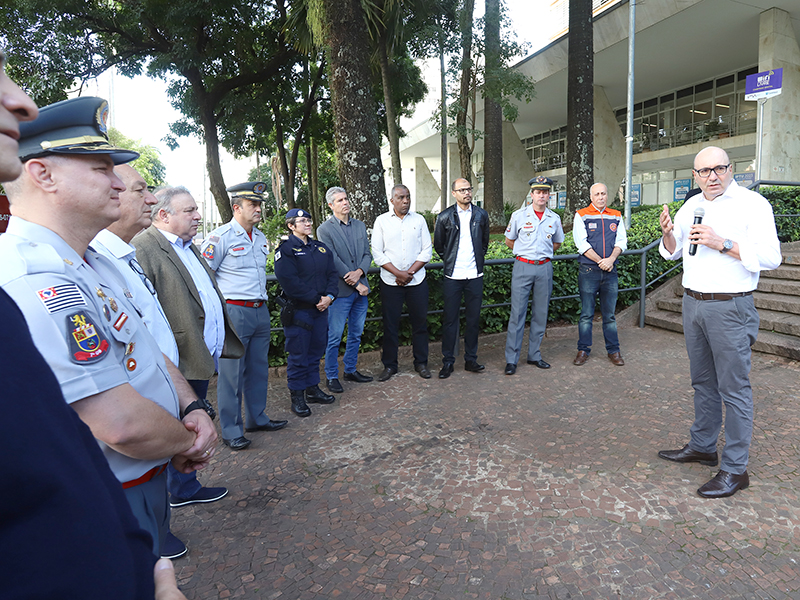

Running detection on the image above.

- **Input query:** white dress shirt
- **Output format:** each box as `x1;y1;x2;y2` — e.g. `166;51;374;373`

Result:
450;204;479;280
659;180;781;292
91;229;180;366
371;210;433;286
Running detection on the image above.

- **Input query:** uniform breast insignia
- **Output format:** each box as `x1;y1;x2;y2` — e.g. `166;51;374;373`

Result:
231;246;245;251
63;259;73;266
318;247;327;253
36;284;86;314
109;298;118;312
275;250;282;261
123;288;133;299
125;342;135;355
102;304;111;321
126;358;137;371
113;312;128;332
610;223;617;232
66;311;109;363
202;244;215;260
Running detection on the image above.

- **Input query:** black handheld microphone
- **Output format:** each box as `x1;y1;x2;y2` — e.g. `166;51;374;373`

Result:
688;207;705;256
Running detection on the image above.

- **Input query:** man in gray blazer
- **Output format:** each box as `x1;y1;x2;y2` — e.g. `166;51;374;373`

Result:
133;186;244;514
316;187;374;393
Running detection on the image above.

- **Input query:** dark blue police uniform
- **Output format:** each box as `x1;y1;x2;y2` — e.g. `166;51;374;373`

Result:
274;234;338;392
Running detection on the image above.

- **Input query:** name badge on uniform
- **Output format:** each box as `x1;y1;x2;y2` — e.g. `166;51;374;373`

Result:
66;311;110;364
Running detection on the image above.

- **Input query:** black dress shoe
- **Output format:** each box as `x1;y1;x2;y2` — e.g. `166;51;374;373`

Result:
527;359;551;369
306;385;335;404
658;444;718;466
378;366;397;382
326;378;344;393
504;363;517;375
414;364;431;379
439;363;454;379
222;436;251;451
245;419;288;432
697;470;749;498
344;370;373;383
464;361;485;372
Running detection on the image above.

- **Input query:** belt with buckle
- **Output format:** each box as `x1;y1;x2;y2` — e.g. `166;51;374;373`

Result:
122;463;168;490
515;257;551;265
226;299;265;308
684;289;752;301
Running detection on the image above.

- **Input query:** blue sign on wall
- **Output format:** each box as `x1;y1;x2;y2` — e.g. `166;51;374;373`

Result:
674;179;692;202
734;172;755;188
557;191;566;209
630;184;641;207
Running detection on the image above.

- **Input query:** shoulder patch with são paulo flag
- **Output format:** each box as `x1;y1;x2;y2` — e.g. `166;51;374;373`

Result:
37;284;86;313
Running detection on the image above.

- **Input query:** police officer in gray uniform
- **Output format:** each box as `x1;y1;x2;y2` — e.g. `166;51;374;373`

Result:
201;182;287;450
503;176;564;375
0;96;217;556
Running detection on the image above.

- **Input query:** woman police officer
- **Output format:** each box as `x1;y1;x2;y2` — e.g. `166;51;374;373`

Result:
274;209;339;417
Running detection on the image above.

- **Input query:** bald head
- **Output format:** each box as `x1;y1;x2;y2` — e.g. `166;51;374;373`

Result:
693;146;733;201
590;183;608;211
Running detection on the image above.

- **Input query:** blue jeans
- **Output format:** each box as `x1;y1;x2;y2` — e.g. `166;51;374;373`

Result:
577;264;620;354
324;292;369;379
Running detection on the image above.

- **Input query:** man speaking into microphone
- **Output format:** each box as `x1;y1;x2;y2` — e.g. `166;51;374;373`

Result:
657;146;781;499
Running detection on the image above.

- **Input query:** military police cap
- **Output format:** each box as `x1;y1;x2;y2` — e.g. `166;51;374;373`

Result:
226;181;267;202
285;208;311;220
18;96;139;165
529;176;554;190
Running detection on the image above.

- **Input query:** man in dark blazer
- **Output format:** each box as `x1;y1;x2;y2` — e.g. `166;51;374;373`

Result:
433;177;490;379
133;186;244;517
316;186;374;393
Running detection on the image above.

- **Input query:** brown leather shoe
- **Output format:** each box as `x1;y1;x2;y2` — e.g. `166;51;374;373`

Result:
658;444;718;466
573;350;589;366
697;470;749;498
608;351;625;366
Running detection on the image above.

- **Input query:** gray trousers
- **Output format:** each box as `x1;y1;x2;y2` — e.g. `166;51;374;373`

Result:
683;294;759;474
505;260;553;364
123;470;168;555
218;303;271;439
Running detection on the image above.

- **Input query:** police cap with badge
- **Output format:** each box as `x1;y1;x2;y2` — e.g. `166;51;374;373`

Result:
18;96;139;164
227;181;267;203
528;176;554;191
285;208;311;221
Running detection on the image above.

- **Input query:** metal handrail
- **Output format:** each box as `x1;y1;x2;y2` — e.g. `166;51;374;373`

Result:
265;237;675;332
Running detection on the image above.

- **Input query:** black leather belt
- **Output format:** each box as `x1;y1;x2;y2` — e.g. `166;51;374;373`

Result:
685;289;752;301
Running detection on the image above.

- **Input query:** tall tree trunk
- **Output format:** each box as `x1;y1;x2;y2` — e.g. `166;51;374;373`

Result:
566;0;594;225
483;0;503;224
311;139;320;220
439;29;448;210
319;0;385;228
456;0;475;182
271;102;295;209
378;37;403;185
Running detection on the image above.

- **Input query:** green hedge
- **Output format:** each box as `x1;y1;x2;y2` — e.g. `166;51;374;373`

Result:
262;190;800;366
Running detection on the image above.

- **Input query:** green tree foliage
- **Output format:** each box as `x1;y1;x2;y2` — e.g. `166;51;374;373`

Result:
3;0;298;224
107;128;166;187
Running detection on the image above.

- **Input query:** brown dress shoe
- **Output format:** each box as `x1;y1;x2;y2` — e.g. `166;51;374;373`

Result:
573;350;589;366
658;444;718;466
608;351;625;366
697;470;749;498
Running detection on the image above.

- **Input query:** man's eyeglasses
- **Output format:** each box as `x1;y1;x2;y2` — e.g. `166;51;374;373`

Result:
128;258;156;296
694;164;730;178
295;218;313;225
455;187;473;194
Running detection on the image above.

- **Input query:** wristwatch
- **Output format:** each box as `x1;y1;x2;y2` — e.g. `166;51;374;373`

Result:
181;398;216;421
720;239;734;254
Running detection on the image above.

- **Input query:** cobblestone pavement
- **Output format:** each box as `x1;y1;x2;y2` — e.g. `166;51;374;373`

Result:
172;324;800;599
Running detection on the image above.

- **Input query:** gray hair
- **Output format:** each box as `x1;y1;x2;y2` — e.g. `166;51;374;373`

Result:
390;184;409;198
325;186;346;205
152;186;192;220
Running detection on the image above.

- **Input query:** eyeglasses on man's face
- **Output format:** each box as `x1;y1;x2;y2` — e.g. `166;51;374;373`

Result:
693;164;730;178
455;187;473;194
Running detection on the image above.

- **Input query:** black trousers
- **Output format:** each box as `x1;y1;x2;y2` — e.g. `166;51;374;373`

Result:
380;279;429;369
441;276;483;365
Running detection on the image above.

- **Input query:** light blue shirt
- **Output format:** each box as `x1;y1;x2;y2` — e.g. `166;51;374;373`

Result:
201;218;269;300
91;229;180;366
0;217;180;482
156;229;225;364
505;205;564;260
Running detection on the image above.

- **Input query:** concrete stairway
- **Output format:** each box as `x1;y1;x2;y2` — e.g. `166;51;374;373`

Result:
644;242;800;360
